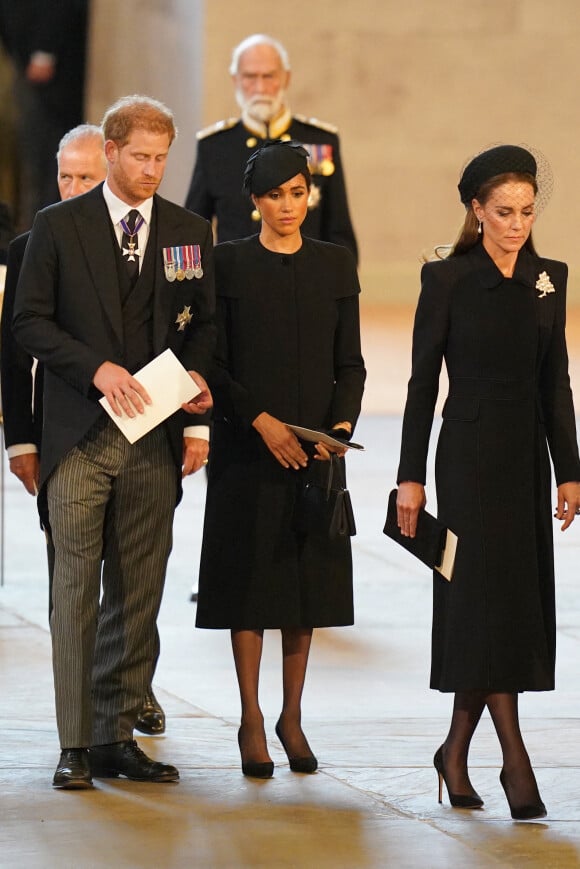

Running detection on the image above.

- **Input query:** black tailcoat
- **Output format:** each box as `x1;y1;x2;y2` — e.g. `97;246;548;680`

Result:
397;243;580;692
196;236;365;629
12;184;215;497
185;117;358;263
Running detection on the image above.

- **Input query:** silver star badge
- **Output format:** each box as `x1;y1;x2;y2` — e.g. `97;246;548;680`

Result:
175;305;193;331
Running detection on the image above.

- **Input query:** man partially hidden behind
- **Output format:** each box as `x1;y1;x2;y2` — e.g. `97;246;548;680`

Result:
1;124;170;737
13;95;215;789
185;33;358;263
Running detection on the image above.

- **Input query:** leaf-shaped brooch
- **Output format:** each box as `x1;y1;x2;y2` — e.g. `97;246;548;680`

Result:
536;271;555;299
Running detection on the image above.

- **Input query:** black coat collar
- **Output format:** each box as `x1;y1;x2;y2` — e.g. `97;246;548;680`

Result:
469;241;539;291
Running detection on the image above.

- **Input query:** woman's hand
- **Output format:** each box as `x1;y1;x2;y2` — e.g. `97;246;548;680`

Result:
554;481;580;530
313;442;346;461
313;421;351;461
252;412;308;470
396;481;426;538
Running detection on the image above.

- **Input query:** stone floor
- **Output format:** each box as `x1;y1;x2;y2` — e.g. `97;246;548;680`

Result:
2;306;580;868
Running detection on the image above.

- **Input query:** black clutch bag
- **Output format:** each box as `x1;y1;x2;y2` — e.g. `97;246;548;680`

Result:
383;489;456;580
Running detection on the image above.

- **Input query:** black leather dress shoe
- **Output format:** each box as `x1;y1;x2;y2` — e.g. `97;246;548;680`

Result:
89;740;179;782
52;748;93;789
135;686;166;735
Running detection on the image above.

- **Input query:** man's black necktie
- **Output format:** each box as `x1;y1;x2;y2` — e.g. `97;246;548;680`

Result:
121;209;141;287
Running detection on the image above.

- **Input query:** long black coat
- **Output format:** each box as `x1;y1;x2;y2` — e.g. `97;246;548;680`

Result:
196;236;366;629
397;243;580;693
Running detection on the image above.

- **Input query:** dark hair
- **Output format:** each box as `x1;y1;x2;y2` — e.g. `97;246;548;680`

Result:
450;171;538;257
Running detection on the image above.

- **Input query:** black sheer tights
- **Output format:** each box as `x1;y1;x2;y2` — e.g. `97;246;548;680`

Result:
231;627;313;766
441;691;542;806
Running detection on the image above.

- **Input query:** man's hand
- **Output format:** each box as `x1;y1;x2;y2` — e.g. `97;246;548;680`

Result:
9;453;40;495
252;412;308;470
93;361;151;418
182;371;213;415
182;437;209;477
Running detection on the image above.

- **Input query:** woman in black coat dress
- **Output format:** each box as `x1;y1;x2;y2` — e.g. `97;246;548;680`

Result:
196;141;365;777
396;145;580;819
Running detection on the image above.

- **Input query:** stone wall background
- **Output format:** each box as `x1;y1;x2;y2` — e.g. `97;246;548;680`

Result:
79;0;580;301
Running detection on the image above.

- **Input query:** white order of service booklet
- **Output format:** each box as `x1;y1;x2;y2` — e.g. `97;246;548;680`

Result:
99;348;200;444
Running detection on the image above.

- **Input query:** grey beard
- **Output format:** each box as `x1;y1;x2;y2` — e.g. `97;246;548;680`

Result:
235;89;285;124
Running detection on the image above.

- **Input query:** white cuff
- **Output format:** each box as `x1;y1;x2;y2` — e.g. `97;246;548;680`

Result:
30;51;56;65
7;443;38;459
183;426;210;441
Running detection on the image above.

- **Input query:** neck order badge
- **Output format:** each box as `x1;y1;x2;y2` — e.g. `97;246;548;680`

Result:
120;210;144;284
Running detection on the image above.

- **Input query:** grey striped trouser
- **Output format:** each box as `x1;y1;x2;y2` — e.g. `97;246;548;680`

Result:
47;417;177;748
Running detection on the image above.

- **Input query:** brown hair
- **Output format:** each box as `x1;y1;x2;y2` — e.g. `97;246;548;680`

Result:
101;95;177;146
450;171;538;257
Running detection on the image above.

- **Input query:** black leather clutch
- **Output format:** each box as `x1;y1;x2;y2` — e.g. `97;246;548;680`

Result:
383;489;456;579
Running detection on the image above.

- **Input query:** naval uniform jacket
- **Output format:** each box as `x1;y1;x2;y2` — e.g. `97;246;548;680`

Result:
185;114;358;263
397;242;580;693
12;183;216;498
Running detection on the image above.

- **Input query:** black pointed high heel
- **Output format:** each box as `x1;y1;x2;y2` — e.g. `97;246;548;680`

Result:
434;746;484;809
275;720;318;774
499;768;546;820
237;727;274;779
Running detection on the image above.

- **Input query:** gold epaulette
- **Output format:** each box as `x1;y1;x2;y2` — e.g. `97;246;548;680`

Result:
196;118;239;141
293;113;338;135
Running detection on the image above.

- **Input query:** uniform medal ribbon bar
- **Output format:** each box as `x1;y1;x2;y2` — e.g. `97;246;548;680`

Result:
162;247;176;282
163;245;203;281
192;244;203;279
304;143;335;176
184;245;194;280
174;246;185;281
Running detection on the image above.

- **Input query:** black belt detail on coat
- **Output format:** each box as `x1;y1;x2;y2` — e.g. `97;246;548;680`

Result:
447;377;536;402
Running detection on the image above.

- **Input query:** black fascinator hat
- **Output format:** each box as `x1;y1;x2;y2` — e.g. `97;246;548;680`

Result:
458;145;538;206
243;139;311;197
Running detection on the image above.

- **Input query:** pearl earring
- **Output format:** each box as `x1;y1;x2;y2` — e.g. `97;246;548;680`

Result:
477;220;483;235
